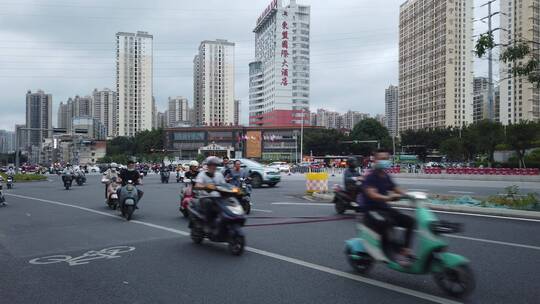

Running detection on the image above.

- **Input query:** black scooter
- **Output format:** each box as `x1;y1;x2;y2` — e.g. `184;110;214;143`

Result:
63;174;73;190
333;182;363;214
160;170;170;184
75;174;86;186
238;178;252;214
188;184;246;255
6;176;14;189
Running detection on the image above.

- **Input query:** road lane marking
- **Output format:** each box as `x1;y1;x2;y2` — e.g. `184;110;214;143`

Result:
252;208;273;213
445;235;540;251
394;207;540;223
272;202;332;206
7;193;460;304
448;191;475;194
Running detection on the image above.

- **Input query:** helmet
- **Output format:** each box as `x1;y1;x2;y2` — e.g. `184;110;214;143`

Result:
346;157;358;169
205;156;221;167
110;162;118;168
189;160;199;167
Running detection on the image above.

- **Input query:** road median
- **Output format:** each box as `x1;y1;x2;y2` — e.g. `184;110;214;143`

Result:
311;192;540;220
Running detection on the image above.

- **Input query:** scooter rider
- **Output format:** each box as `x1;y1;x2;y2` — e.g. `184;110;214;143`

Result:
118;160;143;199
102;163;120;200
343;157;362;198
194;157;226;225
6;166;15;177
184;161;200;181
225;160;248;187
362;149;415;267
62;163;74;181
221;156;232;177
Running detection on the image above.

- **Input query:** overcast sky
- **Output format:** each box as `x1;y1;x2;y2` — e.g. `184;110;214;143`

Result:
0;0;492;131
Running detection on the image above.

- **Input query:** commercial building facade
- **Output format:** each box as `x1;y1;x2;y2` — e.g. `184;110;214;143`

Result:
0;130;16;154
193;39;235;126
385;85;399;137
499;0;540;124
116;31;154;136
165;125;320;161
249;0;310;126
399;0;473;132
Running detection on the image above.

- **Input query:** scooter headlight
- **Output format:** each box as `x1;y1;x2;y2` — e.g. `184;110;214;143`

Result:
227;205;244;215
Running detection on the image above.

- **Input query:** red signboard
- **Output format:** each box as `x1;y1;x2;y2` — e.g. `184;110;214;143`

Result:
256;0;278;26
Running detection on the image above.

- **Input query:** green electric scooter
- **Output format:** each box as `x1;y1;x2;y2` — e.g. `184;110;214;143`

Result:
345;192;475;298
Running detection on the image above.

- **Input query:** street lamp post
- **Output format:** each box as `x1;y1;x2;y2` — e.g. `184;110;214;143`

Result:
300;109;304;163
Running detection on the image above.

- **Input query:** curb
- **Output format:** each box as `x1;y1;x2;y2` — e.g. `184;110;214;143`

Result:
311;192;540;220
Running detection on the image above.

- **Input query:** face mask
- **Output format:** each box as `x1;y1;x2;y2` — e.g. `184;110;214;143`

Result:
375;160;392;170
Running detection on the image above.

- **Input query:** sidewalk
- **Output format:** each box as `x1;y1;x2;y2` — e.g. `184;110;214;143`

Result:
311;192;540;220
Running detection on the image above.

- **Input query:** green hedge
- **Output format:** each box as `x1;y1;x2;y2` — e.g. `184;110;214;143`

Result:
0;173;47;182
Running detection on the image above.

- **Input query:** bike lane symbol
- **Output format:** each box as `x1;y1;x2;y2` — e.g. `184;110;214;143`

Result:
29;246;135;266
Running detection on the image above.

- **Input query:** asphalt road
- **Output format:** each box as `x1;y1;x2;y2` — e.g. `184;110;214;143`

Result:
0;174;539;304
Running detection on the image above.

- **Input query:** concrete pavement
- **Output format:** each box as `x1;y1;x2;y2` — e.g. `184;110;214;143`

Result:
1;174;539;303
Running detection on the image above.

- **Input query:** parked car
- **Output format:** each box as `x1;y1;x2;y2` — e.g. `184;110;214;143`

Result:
232;159;281;188
268;162;290;172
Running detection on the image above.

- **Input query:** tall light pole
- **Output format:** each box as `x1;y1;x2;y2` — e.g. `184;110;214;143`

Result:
300;108;304;163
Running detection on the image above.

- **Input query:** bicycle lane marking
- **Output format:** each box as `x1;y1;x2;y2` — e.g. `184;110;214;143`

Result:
7;193;459;304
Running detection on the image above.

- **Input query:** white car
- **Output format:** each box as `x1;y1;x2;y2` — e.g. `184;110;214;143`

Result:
268;162;290;173
88;165;100;173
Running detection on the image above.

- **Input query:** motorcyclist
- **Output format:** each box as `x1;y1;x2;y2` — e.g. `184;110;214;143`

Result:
118;160;143;199
6;166;15;177
343;157;362;198
225;160;248;187
221;156;232;177
362;149;415;267
0;175;6;206
102;163;120;200
184;161;200;181
194;157;226;225
62;163;74;181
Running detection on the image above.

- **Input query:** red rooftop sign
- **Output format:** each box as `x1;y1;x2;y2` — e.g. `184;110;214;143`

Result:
256;0;278;26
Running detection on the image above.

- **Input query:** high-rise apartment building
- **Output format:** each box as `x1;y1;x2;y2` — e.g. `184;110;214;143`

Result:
249;0;310;126
500;0;540;124
56;95;93;133
399;0;473;132
234;99;241;126
193;39;235;126
342;111;369;130
25;90;52;147
385;85;399;137
93;88;118;137
0;130;16;154
116;31;153;136
168;96;189;127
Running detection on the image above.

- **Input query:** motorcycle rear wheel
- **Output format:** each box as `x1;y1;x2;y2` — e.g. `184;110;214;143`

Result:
334;197;346;214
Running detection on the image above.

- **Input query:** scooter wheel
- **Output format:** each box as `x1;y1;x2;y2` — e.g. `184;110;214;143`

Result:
433;265;475;298
229;235;245;256
334;198;346;215
345;247;373;274
181;209;189;218
190;228;204;244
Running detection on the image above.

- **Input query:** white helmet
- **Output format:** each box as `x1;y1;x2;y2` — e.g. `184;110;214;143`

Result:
189;160;199;167
110;162;118;168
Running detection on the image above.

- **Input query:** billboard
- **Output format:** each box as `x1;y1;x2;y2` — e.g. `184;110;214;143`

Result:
245;131;262;158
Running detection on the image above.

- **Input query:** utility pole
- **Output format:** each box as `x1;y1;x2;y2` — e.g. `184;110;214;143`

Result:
479;0;501;121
